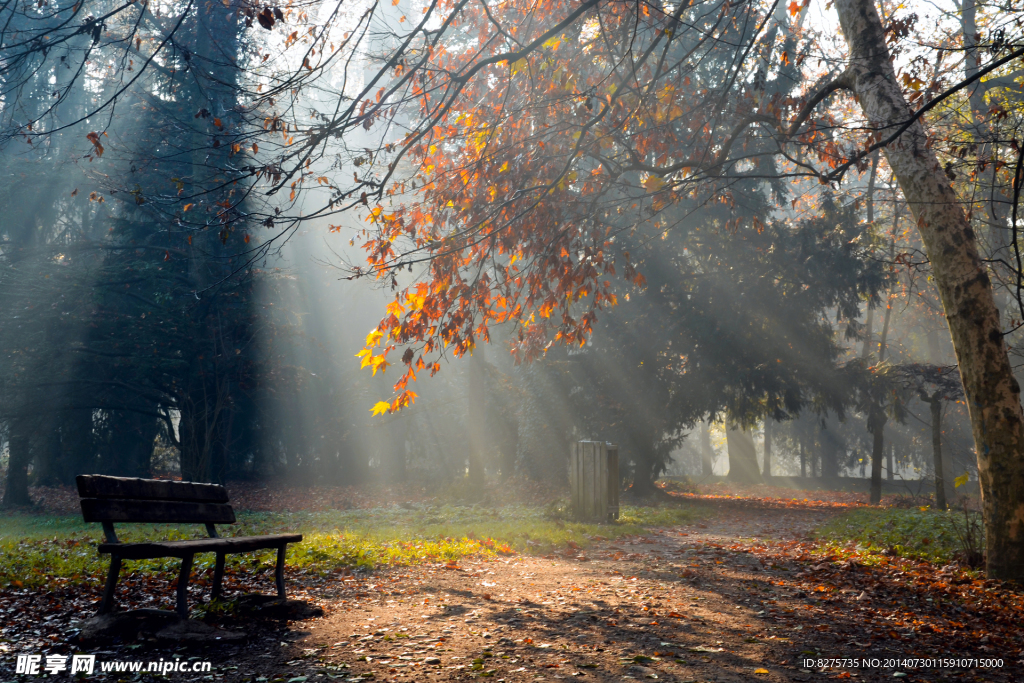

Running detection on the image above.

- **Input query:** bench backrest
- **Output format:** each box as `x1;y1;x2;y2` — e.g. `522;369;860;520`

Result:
76;475;237;526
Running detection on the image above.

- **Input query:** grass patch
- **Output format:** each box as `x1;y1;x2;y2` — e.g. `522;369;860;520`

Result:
814;507;971;563
0;502;703;589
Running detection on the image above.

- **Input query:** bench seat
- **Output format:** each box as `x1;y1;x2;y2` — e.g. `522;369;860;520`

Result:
77;475;305;617
98;534;303;560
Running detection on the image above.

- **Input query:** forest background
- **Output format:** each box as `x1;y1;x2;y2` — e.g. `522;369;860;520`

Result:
0;0;1022;578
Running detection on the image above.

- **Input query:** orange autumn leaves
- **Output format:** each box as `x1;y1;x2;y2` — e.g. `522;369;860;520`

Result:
354;0;780;413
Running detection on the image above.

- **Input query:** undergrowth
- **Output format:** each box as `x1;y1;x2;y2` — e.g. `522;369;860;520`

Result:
814;507;974;564
0;503;702;589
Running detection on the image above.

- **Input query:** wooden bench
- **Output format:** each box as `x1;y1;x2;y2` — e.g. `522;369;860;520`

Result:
77;475;302;618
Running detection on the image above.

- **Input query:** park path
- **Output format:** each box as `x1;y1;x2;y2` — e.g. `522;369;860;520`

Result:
270;501;867;683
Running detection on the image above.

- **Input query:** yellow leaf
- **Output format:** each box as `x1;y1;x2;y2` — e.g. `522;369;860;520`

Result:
954;473;970;488
371;355;390;376
371;401;391;416
183;203;194;212
754;669;769;675
365;329;384;346
643;175;666;192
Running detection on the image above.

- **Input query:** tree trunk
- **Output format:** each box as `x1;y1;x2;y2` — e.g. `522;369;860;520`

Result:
763;419;772;478
800;436;806;478
630;447;660;495
63;409;96;483
2;419;33;508
868;407;886;504
178;403;209;482
929;395;948;511
887;441;894;481
700;421;714;477
467;346;486;487
834;0;1024;579
726;425;761;484
819;423;840;478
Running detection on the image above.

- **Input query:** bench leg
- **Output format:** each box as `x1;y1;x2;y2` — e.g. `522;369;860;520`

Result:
275;545;287;599
212;552;225;600
176;554;194;619
98;555;121;615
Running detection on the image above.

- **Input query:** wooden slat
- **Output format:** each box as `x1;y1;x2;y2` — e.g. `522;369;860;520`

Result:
98;534;303;560
81;498;236;524
76;475;229;503
607;445;619;520
569;442;579;518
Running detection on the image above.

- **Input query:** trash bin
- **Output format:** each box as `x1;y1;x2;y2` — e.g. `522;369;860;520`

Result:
569;441;620;522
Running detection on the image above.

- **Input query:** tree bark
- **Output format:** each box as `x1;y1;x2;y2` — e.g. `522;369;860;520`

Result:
834;0;1024;580
763;419;772;478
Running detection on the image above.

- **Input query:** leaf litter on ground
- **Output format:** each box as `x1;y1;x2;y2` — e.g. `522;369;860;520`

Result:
1;481;1021;683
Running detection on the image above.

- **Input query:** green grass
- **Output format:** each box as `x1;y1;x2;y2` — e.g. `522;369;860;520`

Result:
0;502;702;589
814;507;975;563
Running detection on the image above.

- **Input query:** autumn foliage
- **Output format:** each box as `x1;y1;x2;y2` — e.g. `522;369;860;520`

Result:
355;0;834;412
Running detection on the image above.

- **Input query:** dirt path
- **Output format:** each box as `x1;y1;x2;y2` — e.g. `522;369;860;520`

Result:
281;505;841;683
263;502;1011;683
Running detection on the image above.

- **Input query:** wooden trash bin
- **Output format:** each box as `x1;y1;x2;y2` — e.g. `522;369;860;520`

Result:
569;441;620;522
